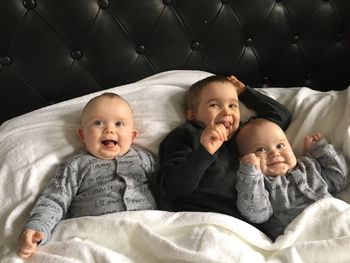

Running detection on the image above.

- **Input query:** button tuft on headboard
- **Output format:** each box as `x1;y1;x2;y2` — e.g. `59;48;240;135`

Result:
23;0;36;10
136;45;146;54
245;38;253;47
0;56;12;65
98;0;109;9
191;41;200;51
163;0;173;5
292;36;299;44
71;50;83;60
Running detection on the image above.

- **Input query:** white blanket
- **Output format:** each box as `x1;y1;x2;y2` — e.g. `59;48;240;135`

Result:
1;70;350;263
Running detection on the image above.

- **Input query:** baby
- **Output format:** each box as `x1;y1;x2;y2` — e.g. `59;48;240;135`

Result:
235;118;348;240
18;92;157;258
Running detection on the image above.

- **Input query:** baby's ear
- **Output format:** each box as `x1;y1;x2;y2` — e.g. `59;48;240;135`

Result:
77;127;85;141
185;108;194;120
131;129;138;141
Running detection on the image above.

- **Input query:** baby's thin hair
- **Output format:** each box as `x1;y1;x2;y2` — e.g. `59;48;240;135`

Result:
241;116;259;127
185;75;234;111
80;92;131;123
85;92;122;106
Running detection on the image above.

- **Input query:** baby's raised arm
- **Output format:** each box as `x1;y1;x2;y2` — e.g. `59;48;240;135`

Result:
241;153;261;171
227;75;245;95
18;229;44;259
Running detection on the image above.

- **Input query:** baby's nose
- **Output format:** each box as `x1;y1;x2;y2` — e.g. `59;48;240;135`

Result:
222;107;231;115
104;125;115;133
268;148;280;156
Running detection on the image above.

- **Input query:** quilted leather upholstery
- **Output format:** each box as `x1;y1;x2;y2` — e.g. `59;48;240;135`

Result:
0;0;349;123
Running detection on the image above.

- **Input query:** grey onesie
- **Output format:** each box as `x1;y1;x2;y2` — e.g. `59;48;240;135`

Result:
236;138;348;240
23;146;157;244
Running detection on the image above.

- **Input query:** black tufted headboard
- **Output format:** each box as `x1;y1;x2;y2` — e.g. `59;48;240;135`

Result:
1;0;350;124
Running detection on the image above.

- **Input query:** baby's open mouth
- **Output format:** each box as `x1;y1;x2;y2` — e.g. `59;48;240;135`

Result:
268;160;284;166
219;121;232;129
101;140;117;147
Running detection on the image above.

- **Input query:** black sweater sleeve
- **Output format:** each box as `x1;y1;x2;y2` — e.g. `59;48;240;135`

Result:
157;123;216;201
239;86;291;130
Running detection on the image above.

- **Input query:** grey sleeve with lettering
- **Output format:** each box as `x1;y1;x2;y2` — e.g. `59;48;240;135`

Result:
120;146;157;210
133;146;157;184
236;161;273;223
23;162;79;245
134;146;157;173
306;138;349;193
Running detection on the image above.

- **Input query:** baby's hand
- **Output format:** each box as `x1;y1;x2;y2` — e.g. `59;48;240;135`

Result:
18;229;44;259
241;153;261;170
304;132;323;150
200;124;228;154
227;75;245;95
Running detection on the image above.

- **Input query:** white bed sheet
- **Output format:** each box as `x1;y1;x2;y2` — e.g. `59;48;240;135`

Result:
1;70;350;263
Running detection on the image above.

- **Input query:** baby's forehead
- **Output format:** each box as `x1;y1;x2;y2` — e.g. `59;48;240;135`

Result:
203;80;237;90
246;118;277;128
81;97;133;120
89;96;130;109
201;82;238;97
238;119;279;137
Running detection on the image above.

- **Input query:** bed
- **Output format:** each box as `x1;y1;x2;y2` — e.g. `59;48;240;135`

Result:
1;0;350;262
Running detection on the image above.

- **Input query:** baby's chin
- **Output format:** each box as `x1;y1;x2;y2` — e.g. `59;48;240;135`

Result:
90;149;120;160
93;153;118;160
264;166;291;177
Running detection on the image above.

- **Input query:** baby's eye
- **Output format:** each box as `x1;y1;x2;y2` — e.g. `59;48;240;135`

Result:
115;121;125;127
93;120;104;126
255;147;266;153
276;143;285;149
209;103;218;108
229;104;238;109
